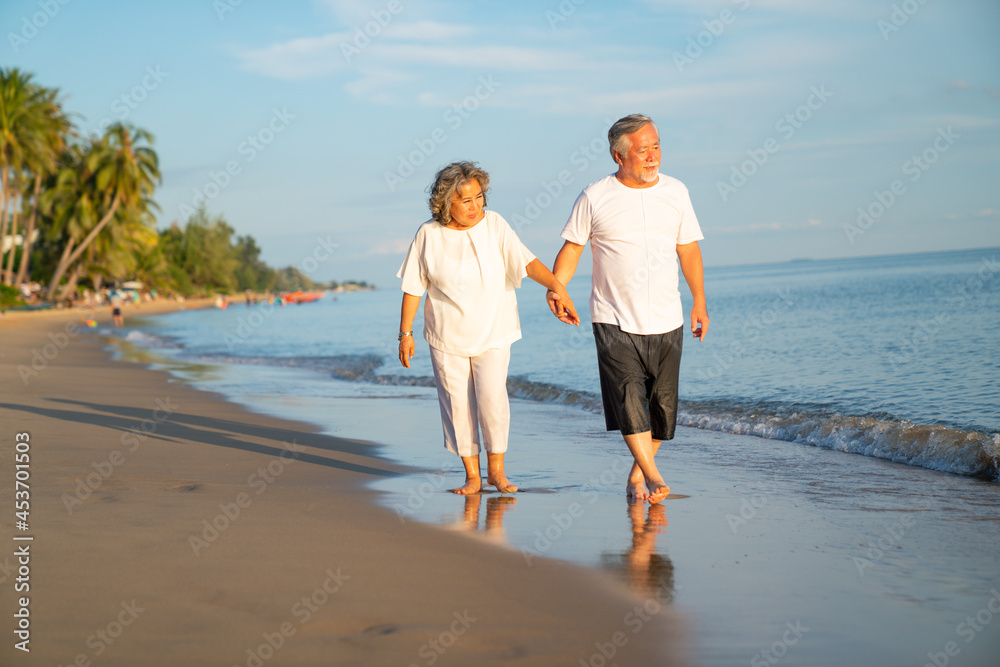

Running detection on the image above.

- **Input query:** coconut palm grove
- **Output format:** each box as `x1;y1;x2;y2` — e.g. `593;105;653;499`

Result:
0;67;351;309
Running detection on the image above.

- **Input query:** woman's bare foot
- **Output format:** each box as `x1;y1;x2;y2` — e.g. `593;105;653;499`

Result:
454;455;482;494
452;477;482;494
485;452;517;493
486;471;518;494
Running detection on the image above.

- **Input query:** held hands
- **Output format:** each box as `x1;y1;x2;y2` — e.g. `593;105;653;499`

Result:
399;336;415;368
546;288;580;326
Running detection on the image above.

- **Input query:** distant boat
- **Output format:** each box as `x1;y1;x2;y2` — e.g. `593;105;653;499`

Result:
283;291;323;304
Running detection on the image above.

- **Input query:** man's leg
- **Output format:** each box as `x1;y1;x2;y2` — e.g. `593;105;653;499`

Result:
631;326;682;503
592;324;671;502
623;432;669;503
626;438;661;500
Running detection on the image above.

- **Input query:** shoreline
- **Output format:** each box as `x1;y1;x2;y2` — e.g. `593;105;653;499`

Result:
107;303;1000;666
0;308;686;665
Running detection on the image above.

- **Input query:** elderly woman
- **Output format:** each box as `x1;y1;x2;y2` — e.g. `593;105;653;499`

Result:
397;162;579;494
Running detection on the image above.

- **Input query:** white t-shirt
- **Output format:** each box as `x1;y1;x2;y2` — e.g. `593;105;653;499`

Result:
397;210;536;357
561;173;704;335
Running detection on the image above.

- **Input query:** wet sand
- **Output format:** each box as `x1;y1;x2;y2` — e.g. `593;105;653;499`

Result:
0;305;686;666
172;345;1000;666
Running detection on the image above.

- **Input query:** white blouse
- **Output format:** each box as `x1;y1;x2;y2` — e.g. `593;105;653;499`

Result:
397;210;536;357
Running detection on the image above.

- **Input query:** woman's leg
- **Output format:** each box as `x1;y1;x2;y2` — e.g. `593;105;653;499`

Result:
471;347;517;493
485;452;517;493
456;455;482;495
429;346;482;493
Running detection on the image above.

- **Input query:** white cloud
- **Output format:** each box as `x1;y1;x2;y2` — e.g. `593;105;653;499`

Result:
237;32;353;79
344;68;416;103
946;79;1000;100
239;31;580;80
367;237;413;256
942;209;999;222
714;218;825;234
310;0;388;25
384;21;477;41
231;2;922;118
578;78;783;117
374;43;579;71
635;0;880;20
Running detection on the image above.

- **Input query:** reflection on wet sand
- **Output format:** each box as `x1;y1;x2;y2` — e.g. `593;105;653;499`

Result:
453;494;519;543
601;502;675;601
451;494;674;602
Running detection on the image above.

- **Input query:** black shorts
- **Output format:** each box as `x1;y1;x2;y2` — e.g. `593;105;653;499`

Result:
592;323;683;441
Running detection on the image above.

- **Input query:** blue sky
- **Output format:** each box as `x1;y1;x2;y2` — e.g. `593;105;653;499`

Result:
3;0;998;284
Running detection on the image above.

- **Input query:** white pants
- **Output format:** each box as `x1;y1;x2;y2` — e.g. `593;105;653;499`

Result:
429;345;511;458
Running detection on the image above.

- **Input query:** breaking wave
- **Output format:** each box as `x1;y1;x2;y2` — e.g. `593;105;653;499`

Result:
177;351;1000;482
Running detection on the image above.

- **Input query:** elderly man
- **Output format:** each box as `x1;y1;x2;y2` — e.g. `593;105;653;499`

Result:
548;114;708;503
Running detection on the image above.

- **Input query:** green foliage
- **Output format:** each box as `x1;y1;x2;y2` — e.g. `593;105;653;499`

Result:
160;205;300;295
0;284;25;308
233;234;276;292
272;266;315;292
160;207;240;292
164;264;195;296
3;69;366;300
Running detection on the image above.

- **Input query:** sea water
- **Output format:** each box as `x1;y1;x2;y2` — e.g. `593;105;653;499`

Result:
129;246;999;480
117;246;1000;666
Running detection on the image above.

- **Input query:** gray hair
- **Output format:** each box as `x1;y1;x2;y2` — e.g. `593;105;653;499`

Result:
608;114;658;162
427;161;490;225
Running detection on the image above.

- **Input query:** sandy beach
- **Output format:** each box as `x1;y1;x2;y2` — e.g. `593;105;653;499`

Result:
0;303;686;666
2;296;999;666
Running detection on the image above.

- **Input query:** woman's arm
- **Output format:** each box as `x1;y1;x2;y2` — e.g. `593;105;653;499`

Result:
398;292;420;367
526;259;580;325
547;240;585;322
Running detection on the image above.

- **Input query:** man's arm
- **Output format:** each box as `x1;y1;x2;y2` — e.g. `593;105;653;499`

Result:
676;241;708;341
547;240;586;322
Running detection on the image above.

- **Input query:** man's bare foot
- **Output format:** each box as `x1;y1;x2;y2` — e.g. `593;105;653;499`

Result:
452;477;482;494
626;478;649;501
646;479;670;504
486;472;518;494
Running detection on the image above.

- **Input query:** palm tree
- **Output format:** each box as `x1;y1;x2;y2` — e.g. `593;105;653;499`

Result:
2;170;24;284
128;217;172;291
14;86;70;286
78;207;159;293
45;122;159;300
0;68;52;284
